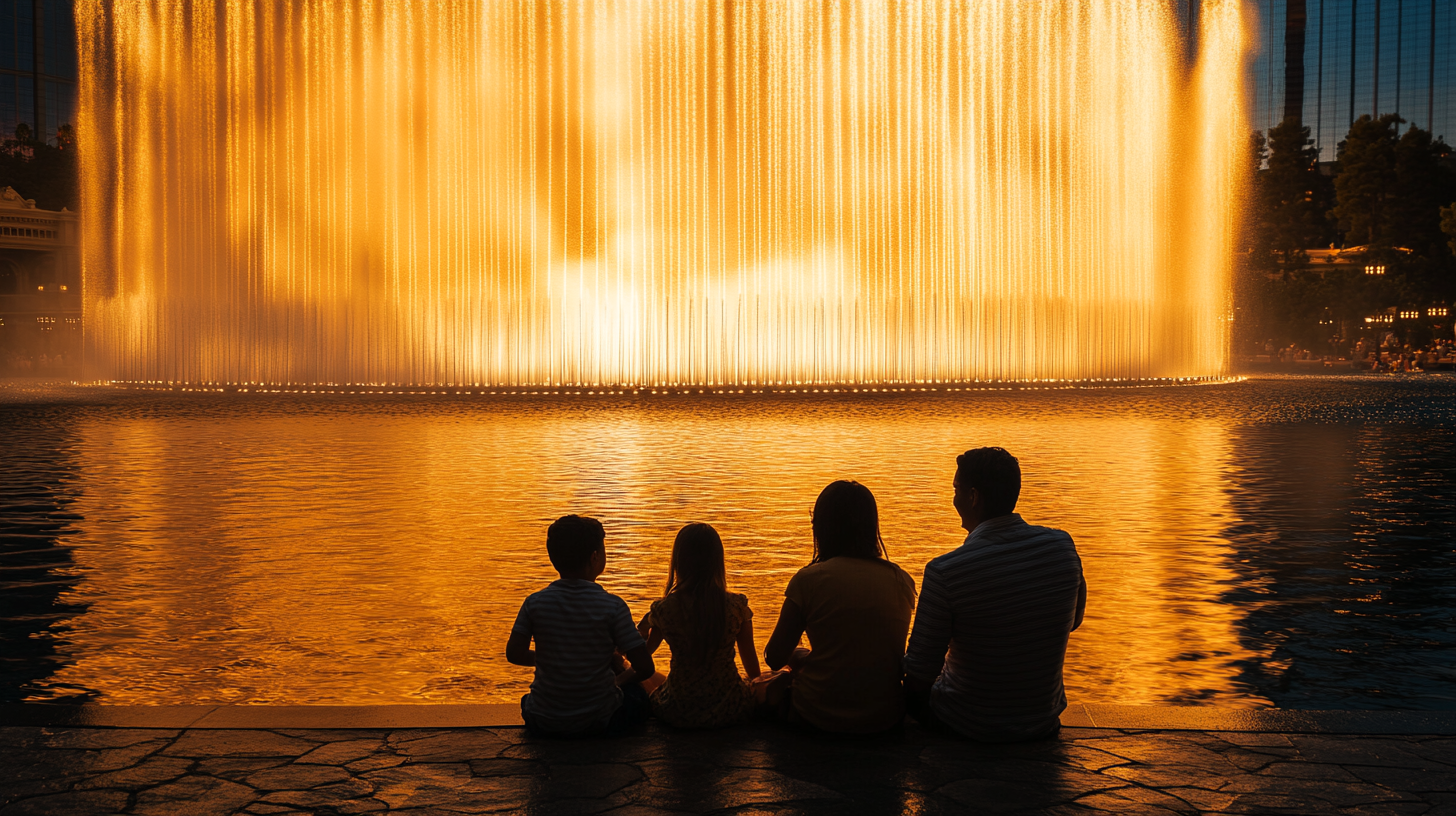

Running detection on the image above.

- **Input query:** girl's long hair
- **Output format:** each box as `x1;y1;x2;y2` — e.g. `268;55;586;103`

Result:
663;522;729;657
811;480;889;563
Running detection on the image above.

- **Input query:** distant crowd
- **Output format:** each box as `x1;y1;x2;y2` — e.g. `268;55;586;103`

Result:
2;351;72;376
1258;336;1455;372
507;447;1087;742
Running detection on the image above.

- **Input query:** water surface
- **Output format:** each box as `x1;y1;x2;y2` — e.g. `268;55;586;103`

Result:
2;375;1453;708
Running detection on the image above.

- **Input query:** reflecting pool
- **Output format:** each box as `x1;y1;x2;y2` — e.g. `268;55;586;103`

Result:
2;375;1453;709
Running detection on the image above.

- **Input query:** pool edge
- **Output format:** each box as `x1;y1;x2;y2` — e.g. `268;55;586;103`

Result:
3;703;1453;735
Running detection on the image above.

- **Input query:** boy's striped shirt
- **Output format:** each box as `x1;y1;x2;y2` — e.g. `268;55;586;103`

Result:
512;579;645;734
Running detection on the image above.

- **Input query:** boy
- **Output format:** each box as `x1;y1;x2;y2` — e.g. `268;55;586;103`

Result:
506;514;655;736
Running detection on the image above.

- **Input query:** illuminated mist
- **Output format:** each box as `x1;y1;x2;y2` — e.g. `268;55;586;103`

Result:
78;1;1246;387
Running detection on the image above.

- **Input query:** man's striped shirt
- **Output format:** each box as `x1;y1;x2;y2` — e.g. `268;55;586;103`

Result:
511;579;645;734
903;514;1083;741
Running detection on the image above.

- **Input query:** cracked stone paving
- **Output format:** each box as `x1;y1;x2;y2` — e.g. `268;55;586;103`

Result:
3;722;1456;814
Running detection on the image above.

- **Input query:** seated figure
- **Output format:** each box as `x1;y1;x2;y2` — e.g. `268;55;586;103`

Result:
506;514;656;737
903;447;1086;742
764;480;918;734
637;523;761;728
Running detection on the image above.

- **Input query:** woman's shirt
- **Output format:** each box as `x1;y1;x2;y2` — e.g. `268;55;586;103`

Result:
642;591;754;728
786;556;917;733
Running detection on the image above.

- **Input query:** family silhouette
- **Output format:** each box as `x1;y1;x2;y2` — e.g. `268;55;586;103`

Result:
506;447;1087;743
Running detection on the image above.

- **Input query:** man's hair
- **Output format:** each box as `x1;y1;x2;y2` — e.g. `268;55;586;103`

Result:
955;447;1021;518
546;515;605;573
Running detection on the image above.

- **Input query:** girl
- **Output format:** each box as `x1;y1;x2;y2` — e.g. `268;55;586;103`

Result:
638;523;760;728
764;480;917;733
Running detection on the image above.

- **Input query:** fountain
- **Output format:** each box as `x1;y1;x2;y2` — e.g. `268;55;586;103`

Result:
77;0;1246;387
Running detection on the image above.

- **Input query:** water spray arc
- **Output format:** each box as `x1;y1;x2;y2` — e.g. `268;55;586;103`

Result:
78;1;1246;387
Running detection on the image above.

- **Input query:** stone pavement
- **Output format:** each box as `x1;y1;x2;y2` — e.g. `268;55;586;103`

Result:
3;719;1456;815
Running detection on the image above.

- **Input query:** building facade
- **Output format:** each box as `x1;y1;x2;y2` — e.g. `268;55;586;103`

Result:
1251;0;1456;160
0;185;78;373
0;0;75;145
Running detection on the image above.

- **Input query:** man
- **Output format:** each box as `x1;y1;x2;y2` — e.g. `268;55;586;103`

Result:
902;447;1086;742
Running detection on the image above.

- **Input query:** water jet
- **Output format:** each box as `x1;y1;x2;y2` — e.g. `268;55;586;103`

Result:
78;0;1246;387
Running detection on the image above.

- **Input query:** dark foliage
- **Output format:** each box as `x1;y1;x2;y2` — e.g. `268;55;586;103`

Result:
1239;116;1456;353
1333;114;1404;248
1443;203;1456;257
0;124;77;212
1257;117;1333;270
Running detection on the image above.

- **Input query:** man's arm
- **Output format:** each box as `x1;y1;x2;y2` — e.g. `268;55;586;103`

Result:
505;631;535;666
1072;574;1087;631
902;565;952;689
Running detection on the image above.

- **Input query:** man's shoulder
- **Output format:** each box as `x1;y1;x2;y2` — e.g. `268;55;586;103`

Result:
1017;522;1076;546
1000;523;1079;563
925;547;967;572
928;524;1076;570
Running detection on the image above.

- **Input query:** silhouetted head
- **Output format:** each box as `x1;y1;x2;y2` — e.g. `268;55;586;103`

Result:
547;514;605;576
663;523;729;655
954;447;1021;528
665;522;727;597
811;480;887;563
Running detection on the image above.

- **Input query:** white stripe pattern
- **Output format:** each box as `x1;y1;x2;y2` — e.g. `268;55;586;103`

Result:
512;579;646;734
904;514;1083;741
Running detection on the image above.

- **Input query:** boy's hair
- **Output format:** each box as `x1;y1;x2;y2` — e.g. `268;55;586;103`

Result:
547;515;605;574
955;447;1021;517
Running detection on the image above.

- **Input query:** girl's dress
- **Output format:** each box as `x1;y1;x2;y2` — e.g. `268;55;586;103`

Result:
641;592;755;728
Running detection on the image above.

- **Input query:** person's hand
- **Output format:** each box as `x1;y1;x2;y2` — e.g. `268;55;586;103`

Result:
787;647;811;671
904;673;933;695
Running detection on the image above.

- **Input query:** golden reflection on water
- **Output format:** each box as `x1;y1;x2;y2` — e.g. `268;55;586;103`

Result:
45;394;1268;706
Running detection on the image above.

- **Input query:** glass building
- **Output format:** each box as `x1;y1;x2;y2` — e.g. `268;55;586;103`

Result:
1252;0;1456;161
0;0;76;145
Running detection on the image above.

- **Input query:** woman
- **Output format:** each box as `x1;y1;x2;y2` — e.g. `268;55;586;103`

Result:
638;523;760;728
763;480;917;734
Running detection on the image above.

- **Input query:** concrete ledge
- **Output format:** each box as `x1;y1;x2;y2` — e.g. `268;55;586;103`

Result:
2;703;1452;734
1070;703;1456;734
0;705;218;729
0;703;524;729
190;703;525;729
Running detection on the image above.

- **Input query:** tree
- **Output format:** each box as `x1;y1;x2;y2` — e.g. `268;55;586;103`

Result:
1332;113;1403;247
1387;126;1455;259
1259;117;1331;268
1232;131;1271;351
1241;130;1272;265
1443;203;1456;257
0;122;78;212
